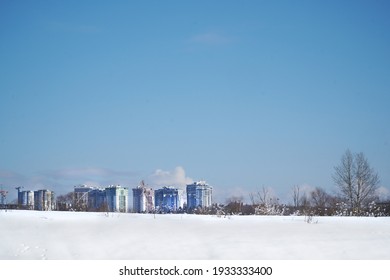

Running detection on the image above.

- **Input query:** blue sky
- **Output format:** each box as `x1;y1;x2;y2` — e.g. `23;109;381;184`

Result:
1;0;389;204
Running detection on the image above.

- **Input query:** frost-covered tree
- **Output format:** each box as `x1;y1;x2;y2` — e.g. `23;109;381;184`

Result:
292;185;301;208
333;150;380;215
250;187;282;215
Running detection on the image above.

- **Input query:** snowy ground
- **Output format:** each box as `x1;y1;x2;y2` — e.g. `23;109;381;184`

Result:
0;210;389;260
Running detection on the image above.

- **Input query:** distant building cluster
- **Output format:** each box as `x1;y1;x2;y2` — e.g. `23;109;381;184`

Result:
133;180;213;213
11;180;213;213
17;189;55;211
72;180;213;213
73;185;128;212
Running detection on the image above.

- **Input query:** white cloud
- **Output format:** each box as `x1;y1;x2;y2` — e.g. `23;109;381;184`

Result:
377;186;390;201
148;166;193;188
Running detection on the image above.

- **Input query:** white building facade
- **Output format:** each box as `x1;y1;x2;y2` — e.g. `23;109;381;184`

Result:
34;190;55;211
19;190;34;210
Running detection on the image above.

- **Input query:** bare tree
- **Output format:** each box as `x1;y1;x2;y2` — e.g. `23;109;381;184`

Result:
310;187;331;215
249;186;274;205
310;187;330;208
300;193;311;209
258;186;271;205
250;187;281;215
292;185;300;208
333;150;354;206
333;150;380;215
249;192;256;206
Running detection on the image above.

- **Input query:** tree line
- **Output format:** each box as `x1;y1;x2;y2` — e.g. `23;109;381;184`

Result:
222;150;389;217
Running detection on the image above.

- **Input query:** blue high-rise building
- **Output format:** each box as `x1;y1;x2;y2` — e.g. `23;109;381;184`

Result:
155;186;180;213
106;185;128;213
186;181;212;210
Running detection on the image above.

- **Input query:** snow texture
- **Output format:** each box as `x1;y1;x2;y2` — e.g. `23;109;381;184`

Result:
1;210;389;260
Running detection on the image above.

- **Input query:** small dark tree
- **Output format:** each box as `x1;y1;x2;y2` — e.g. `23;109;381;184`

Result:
310;187;331;215
289;185;312;216
225;196;243;215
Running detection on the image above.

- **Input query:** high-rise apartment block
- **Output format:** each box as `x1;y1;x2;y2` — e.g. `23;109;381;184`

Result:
73;185;128;212
88;188;107;211
186;181;213;210
17;189;55;211
106;185;128;213
73;185;93;211
155;186;181;213
132;181;154;213
18;190;34;210
34;189;55;211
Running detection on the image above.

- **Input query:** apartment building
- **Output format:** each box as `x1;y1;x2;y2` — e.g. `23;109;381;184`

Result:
132;182;154;213
186;181;213;210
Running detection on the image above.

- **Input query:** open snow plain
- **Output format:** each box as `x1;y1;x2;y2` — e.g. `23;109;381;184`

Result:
1;210;389;260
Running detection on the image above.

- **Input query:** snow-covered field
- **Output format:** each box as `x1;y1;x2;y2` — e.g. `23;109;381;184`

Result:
1;210;389;260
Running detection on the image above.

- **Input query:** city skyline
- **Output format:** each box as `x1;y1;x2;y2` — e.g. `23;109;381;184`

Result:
1;1;389;204
15;181;213;213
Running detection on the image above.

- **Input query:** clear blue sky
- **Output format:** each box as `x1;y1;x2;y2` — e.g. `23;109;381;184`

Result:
1;0;389;204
